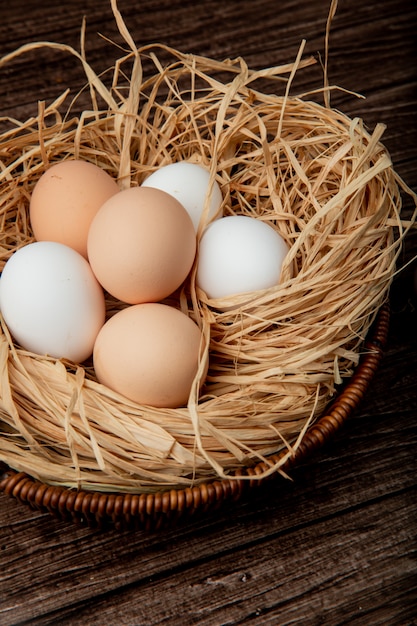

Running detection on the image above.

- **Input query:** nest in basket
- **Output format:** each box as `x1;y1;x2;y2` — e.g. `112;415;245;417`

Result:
0;2;415;494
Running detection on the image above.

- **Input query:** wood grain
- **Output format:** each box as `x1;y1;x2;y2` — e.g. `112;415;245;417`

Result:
1;0;416;624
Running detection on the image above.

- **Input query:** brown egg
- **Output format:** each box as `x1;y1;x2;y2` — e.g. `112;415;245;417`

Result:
93;303;206;408
87;186;196;304
30;159;119;258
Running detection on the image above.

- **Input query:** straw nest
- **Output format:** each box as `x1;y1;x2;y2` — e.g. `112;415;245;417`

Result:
0;2;415;493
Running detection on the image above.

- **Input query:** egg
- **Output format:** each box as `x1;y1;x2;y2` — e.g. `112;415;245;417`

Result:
93;303;206;408
29;159;119;258
196;215;289;299
87;186;196;304
0;241;106;362
141;161;223;231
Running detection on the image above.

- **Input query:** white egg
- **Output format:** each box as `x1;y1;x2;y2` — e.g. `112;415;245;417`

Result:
196;215;289;300
0;241;106;362
141;161;223;231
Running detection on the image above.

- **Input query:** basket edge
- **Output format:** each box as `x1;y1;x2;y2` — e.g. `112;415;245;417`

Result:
0;304;390;531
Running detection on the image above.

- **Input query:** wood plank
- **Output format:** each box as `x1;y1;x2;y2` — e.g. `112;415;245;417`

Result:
2;486;415;625
28;493;415;626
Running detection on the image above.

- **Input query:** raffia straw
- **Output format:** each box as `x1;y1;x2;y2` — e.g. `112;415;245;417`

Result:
0;1;416;493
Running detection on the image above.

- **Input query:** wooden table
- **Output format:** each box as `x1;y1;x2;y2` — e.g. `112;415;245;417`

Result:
1;1;416;624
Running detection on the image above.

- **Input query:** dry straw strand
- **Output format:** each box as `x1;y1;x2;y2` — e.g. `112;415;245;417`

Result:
0;1;416;493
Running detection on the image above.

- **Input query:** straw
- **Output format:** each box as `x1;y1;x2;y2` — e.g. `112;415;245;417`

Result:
0;2;415;493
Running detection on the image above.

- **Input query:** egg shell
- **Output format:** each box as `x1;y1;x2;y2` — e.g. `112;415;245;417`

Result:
0;241;106;362
93;303;206;408
196;215;290;299
30;159;119;258
141;161;223;231
87;186;197;304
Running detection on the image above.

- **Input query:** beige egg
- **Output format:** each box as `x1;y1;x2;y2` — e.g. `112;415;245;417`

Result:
87;186;196;304
30;159;119;258
93;303;206;408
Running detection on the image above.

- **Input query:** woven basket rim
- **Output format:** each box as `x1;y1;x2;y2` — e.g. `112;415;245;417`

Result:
0;303;389;530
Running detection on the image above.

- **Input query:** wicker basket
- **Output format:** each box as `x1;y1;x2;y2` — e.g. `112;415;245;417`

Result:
0;304;389;530
0;6;415;529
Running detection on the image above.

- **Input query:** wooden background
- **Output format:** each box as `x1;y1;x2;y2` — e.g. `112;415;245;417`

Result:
1;1;416;624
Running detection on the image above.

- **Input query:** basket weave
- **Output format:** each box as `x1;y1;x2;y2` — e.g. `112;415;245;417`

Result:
0;302;390;529
0;3;415;528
